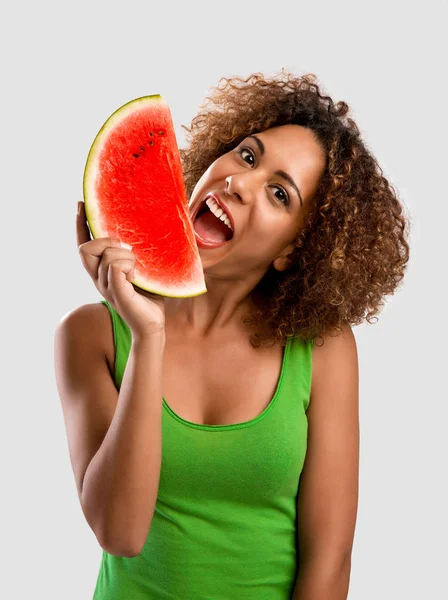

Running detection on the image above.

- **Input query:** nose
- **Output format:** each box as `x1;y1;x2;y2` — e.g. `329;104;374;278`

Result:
225;172;257;204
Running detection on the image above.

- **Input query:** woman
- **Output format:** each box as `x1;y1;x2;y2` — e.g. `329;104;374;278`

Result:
55;71;410;599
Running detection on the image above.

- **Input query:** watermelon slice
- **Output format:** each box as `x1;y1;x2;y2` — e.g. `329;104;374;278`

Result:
83;95;207;298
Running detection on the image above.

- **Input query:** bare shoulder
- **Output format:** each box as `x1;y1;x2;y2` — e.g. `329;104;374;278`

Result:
311;324;358;399
55;302;115;374
312;323;357;357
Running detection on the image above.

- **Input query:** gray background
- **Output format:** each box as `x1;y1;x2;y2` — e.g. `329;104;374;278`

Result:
1;0;446;598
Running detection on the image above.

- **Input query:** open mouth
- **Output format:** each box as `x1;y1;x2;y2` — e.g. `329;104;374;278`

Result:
193;197;234;244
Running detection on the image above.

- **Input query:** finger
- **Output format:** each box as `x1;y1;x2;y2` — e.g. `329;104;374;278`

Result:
79;233;125;283
98;249;135;292
107;260;134;300
76;201;92;248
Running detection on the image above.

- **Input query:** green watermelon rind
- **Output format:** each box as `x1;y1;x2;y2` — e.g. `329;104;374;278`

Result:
83;95;207;299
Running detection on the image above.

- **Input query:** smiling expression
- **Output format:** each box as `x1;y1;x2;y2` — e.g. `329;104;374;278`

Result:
189;124;327;273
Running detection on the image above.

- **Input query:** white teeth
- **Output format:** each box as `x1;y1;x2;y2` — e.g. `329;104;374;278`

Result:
205;197;233;231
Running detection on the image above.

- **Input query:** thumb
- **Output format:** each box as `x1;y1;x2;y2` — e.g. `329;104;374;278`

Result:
76;201;92;248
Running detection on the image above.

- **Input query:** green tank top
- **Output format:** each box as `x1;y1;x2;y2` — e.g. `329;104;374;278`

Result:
92;299;314;600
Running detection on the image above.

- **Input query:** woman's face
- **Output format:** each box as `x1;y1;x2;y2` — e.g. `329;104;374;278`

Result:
189;124;326;274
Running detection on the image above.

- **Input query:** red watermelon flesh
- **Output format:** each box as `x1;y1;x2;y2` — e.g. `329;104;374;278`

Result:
83;95;207;298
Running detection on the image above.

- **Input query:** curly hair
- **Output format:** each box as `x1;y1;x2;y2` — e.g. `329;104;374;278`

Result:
179;69;411;348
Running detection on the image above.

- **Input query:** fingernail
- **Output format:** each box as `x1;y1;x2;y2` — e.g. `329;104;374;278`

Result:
77;202;82;215
120;242;133;250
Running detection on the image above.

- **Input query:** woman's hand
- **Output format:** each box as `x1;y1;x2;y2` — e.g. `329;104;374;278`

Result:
76;201;166;340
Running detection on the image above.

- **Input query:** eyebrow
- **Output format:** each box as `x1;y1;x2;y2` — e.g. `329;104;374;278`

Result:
247;135;304;207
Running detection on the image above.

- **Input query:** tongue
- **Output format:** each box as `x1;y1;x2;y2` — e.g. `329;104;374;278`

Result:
194;209;232;243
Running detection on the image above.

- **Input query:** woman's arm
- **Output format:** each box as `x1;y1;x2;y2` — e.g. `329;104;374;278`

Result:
292;325;359;600
54;303;165;557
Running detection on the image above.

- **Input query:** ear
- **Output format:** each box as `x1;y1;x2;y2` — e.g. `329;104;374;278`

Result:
272;243;295;272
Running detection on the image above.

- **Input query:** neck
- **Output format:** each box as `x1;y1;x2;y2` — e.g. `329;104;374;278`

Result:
164;279;262;340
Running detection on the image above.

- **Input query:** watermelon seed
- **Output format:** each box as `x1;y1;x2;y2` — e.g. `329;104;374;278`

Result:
159;131;165;135
150;140;154;146
133;153;140;158
149;132;154;136
140;146;145;151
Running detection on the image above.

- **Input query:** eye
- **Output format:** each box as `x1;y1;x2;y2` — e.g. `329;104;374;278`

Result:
270;185;289;206
238;146;289;206
239;147;255;166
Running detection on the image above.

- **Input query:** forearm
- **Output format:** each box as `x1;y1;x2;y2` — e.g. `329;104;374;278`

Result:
292;557;351;600
81;333;165;557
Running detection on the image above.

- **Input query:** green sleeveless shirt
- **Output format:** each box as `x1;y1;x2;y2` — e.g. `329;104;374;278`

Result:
92;299;314;600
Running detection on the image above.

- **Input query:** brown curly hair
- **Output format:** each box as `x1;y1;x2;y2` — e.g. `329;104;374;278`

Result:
179;69;411;348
